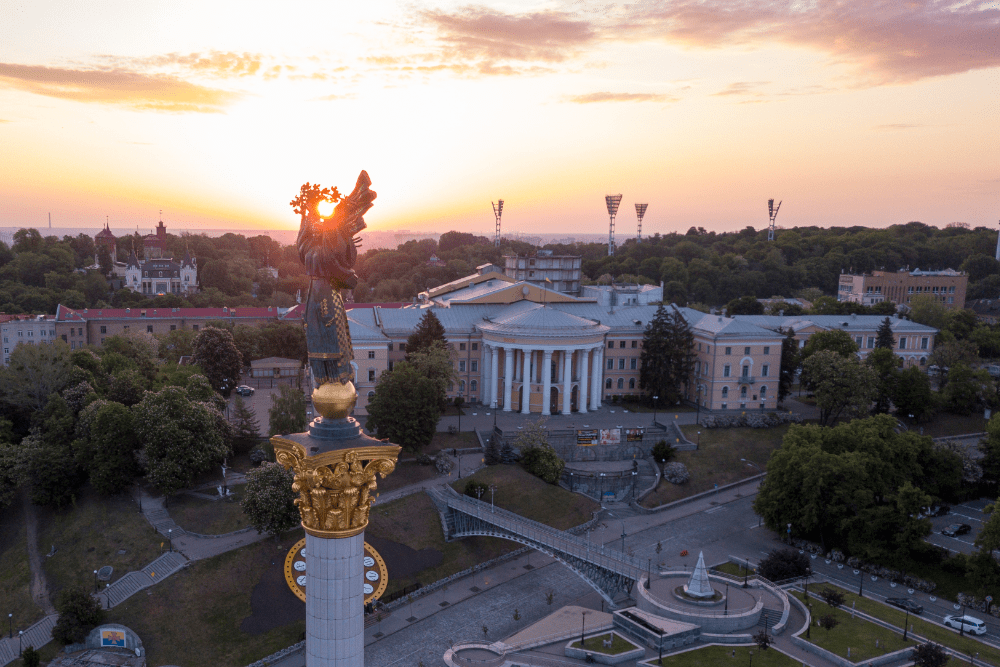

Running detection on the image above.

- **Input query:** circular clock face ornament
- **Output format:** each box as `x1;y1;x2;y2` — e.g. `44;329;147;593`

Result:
284;538;389;604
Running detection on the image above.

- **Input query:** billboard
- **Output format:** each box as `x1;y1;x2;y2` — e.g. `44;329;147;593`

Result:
577;429;599;446
625;428;644;442
599;429;621;446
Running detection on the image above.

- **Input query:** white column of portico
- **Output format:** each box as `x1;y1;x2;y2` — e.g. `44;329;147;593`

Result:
480;345;490;406
591;346;602;410
521;347;532;414
490;346;500;409
561;349;572;414
579;348;589;414
503;348;514;412
542;350;553;415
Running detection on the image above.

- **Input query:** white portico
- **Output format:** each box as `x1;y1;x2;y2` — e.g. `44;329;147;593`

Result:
477;302;609;415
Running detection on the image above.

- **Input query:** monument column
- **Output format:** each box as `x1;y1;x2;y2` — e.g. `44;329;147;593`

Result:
579;348;589;414
561;348;573;414
521;347;532;414
491;346;501;409
542;350;553;415
503;347;514;412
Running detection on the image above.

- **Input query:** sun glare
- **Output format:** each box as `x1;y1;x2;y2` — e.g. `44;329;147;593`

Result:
317;199;336;218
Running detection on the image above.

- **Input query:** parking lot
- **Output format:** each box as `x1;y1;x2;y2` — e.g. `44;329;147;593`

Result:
225;380;310;437
925;498;992;555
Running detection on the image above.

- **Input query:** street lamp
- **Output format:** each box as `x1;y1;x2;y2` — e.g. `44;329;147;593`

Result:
858;569;864;598
786;523;792;545
697;431;701;447
632;470;638;500
696;385;702;423
749;649;753;667
93;569;98;593
653;396;659;423
8;612;11;639
743;559;751;588
903;605;910;640
168;529;173;553
580;610;589;645
490;485;497;513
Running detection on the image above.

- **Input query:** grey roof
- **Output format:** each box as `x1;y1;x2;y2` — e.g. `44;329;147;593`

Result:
733;314;937;334
478;301;608;337
347;309;388;342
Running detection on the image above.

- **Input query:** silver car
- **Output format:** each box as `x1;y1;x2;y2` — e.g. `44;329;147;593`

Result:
943;615;987;635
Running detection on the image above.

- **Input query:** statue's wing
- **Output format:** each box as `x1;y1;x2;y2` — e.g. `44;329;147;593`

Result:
333;170;377;227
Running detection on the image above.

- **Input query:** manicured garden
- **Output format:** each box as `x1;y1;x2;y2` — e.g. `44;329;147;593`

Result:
648;645;802;666
571;632;637;654
169;485;251;535
793;590;912;662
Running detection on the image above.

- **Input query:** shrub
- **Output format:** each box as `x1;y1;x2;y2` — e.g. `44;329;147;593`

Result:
819;587;845;609
651;440;676;463
464;481;488;500
416;452;434;466
662;461;689;484
752;628;772;650
521;443;564;484
818;615;840;632
52;587;105;645
758;548;809;582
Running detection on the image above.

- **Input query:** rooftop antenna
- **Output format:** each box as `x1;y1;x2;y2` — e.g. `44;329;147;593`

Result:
635;203;648;242
606;194;622;256
492;200;503;248
48;212;51;229
767;199;782;241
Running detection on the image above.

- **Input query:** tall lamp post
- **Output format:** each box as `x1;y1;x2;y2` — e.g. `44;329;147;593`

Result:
580;610;589;646
489;485;497;513
93;569;98;593
653;395;659;423
7;612;11;639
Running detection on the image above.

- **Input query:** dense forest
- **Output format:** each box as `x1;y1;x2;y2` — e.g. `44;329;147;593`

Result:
2;222;999;315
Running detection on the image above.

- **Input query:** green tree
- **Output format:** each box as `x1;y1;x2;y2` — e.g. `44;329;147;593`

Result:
88;402;142;495
100;331;159;381
0;339;73;412
0;428;27;510
893;366;934;422
133;387;230;496
157;328;196;363
407;341;455;411
366;362;442;450
20;645;40;667
866;348;898;414
639;304;694;406
757;548;809;581
800;329;858;367
97;245;114;277
929;339;979;388
107;368;147;407
260;322;307;363
980;415;1000;487
725;295;764;315
192;326;243;395
25;394;86;507
268;385;308;436
231;324;263;369
942;363;989;415
777;326;800;404
230;394;260;453
800;350;875;426
51;587;105;645
908;294;950;331
241;462;299;537
406;310;447;357
910;642;949;667
875;317;895;350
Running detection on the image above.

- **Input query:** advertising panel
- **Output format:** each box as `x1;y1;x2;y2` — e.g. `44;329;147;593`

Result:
625;428;644;442
599;429;621;446
577;429;599;446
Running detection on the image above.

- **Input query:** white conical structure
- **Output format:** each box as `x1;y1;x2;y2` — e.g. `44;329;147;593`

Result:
684;551;715;599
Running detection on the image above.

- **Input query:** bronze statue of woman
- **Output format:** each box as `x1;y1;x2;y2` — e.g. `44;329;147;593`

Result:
291;171;376;404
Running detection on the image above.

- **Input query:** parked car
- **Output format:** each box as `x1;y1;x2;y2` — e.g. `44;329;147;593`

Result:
918;504;951;519
941;523;972;537
943;615;987;635
235;385;255;396
886;598;923;614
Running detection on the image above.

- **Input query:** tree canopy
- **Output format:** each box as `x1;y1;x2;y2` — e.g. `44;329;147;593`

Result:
639;304;694;405
366;361;443;450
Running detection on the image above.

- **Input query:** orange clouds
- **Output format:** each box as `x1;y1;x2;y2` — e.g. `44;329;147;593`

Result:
566;92;678;103
0;63;242;112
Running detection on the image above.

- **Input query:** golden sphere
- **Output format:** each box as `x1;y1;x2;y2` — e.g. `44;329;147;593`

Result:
312;381;357;419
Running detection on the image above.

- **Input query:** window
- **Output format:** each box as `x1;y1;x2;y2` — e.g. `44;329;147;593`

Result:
695;361;701;375
388;361;394;371
618;358;626;370
192;325;198;331
617;378;624;389
147;325;153;333
608;341;614;349
742;365;749;377
27;331;33;337
170;325;176;331
723;364;731;377
898;337;906;350
459;343;466;351
368;351;376;359
744;347;751;355
619;341;625;348
472;343;478;350
459;380;466;393
921;337;928;350
388;343;393;351
855;336;862;347
920;356;926;366
368;391;375;398
908;287;913;294
721;403;727;409
631;340;637;348
471;380;477;392
762;364;769;377
760;386;767;398
741;385;747;397
447;381;454;391
698;342;702;352
948;297;954;304
629;378;636;389
949;286;956;293
459;360;466;372
471;360;478;372
605;378;612;388
100;325;107;334
630;358;637;370
725;347;732;355
607;358;614;370
123;325;129;331
17;331;22;337
763;346;770;355
398;343;406;352
866;336;874;349
722;386;729;398
368;369;376;382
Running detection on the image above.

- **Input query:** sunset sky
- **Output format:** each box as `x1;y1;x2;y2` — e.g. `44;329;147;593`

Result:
1;0;997;237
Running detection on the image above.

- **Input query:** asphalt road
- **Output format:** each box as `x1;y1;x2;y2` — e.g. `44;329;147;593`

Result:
925;499;991;556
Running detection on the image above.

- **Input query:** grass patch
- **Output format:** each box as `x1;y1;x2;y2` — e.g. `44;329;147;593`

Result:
376;460;442;495
712;562;755;579
793;590;913;662
105;534;304;667
450;464;599;530
818;583;1000;665
898;560;967;602
5;641;62;666
0;493;44;629
425;430;480;455
367;493;513;597
648;645;801;666
38;486;163;597
169;486;251;535
640;425;788;508
571;632;638;655
919;412;988;438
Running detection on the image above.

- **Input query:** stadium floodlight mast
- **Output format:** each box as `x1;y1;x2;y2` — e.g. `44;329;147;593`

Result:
606;194;623;256
635;203;648;242
492;199;504;248
767;198;782;241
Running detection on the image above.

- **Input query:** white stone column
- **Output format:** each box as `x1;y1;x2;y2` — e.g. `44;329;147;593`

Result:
579;348;589;414
490;346;500;409
561;348;573;414
542;350;553;415
503;347;514;412
591;346;603;410
521;347;532;414
305;531;364;667
483;345;492;406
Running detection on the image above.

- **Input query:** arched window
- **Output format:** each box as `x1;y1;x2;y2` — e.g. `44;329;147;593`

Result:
919;356;926;366
629;378;636;389
695;360;701;375
740;385;747;397
617;378;624;389
471;380;478;392
722;386;728;398
759;386;767;399
459;380;466;393
367;391;375;398
605;378;612;388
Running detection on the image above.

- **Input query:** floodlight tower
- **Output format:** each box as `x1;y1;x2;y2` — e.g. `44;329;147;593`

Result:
767;199;782;242
606;194;623;256
635;203;648;242
492;200;504;248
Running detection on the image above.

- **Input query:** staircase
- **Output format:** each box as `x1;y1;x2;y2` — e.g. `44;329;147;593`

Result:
758;608;782;629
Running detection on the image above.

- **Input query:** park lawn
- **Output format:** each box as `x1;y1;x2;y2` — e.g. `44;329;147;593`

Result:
648;645;801;666
793;591;913;662
5;641;61;667
425;430;480;455
106;533;304;667
168;485;251;535
819;583;1000;665
640;425;789;508
712;562;755;579
367;493;514;597
38;486;162;597
0;493;44;629
572;633;638;654
451;464;599;530
374;460;442;495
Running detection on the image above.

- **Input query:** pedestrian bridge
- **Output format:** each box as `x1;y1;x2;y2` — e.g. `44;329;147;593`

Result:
426;487;647;606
